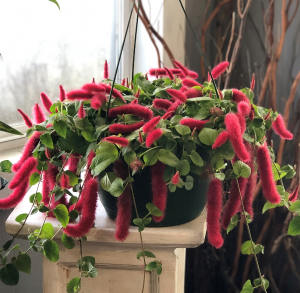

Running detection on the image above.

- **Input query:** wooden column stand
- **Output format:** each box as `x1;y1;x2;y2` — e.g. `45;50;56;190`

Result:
6;196;206;293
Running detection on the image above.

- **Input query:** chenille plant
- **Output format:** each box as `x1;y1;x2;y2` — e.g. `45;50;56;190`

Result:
0;59;299;293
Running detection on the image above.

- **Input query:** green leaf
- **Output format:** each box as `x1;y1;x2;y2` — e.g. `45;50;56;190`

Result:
136;251;156;260
240;280;254;293
145;261;157;271
0;121;22;135
13;254;31;274
109;178;124;197
0;264;19;286
64;171;79;187
198;128;218;145
29;192;42;204
185;175;194;191
253;278;269;290
146;203;163;217
40;133;54;149
189;150;204;167
2;240;13;251
241;241;264;255
0;160;12;173
176;160;190;176
124;151;136;165
49;0;60;9
227;214;239;234
233;161;251;178
156;263;162;275
67;277;81;293
54;188;65;201
142;217;152;225
38;223;54;239
262;201;283;213
61;233;75;249
54;120;67;138
143;148;159;166
43;240;59;262
175;124;191;135
288;216;300;236
53;204;69;228
214;173;225;180
133;218;143;226
81;130;94;142
158;149;180;167
289;200;300;213
15;213;28;223
91;153;117;176
29;172;41;186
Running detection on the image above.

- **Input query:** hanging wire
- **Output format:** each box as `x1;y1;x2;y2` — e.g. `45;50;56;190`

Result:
132;0;141;82
177;0;220;99
106;0;137;124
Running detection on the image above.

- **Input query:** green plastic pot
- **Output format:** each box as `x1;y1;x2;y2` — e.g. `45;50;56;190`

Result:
98;165;210;227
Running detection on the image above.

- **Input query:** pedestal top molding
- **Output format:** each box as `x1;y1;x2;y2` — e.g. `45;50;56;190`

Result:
6;192;207;248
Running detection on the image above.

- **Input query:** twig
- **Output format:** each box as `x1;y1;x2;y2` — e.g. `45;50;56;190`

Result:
225;12;236;64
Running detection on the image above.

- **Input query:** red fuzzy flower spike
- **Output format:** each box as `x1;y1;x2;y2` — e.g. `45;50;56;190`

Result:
224;114;250;162
135;89;140;98
172;60;189;77
171;171;180;185
67;89;94;101
104;60;109;79
180;118;208;131
108;104;153;121
162;111;174;120
212;131;229;149
186;88;203;99
182;78;202;88
17;109;33;128
272;114;293;140
153;98;172;111
92;78;95;84
40;92;53;114
238;101;251;116
64;179;98;238
208;61;229;81
289;184;299;202
121;78;126;86
109;121;144;135
103;136;129;147
164;67;174;80
68;155;80;175
82;83;106;93
9;157;37;190
91;93;107;110
59;85;66;102
166;89;187;103
206;178;224;248
78;102;86;119
149;68;166;76
33;103;46;124
187;70;198;79
138;132;143;143
232;89;250;104
249;107;255;121
60;173;70;189
12;132;41;172
180;86;187;93
130;99;138;105
42;170;50;206
143;116;161;133
0;180;29;209
170;69;182;75
236;113;246;134
257;145;281;204
151;161;168;222
250;73;255;91
146;129;163;148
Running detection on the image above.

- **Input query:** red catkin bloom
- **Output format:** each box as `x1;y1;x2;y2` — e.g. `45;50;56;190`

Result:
250;73;255;91
78;102;86;119
180;86;187;93
289;184;299;202
186;88;203;99
153;99;173;111
206;178;224;248
146;128;163;148
135;89;140;98
187;70;198;79
108;104;153;121
151;161;168;222
238;101;251;116
143;116;161;133
60;173;70;189
126;78;129;88
162;110;174;120
59;85;66;102
0;180;29;209
138;131;143;143
64;179;98;238
67;89;94;101
166;89;187;103
45;148;51;159
236;113;246;134
121;78;126;86
172;60;189;77
225;114;250;162
101;84;125;102
168;100;182;112
164;67;174;80
272;114;293;140
103;60;109;79
68;155;80;175
130;158;143;172
33;103;46;124
17;109;33;128
92;78;95;83
130;99;138;105
218;88;223;100
103;136;129;147
182;78;202;88
170;68;182;75
149;68;167;76
222;177;248;229
208;61;229;81
82;83;105;93
257;145;281;204
264;109;271;121
91;93;107;110
9;157;37;190
249;108;255;121
40;92;53;113
180;118;208;131
109;121;145;134
232;89;250;104
12;132;41;172
212;131;229;149
42;170;50;206
171;171;180;185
